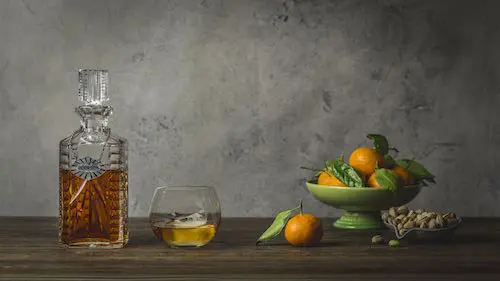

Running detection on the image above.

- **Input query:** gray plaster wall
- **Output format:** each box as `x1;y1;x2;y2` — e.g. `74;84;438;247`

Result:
1;0;499;217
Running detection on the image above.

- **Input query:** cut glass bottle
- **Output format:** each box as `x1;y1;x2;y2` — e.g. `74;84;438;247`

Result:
59;69;129;248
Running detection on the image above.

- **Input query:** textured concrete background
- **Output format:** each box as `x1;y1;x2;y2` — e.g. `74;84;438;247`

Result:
1;0;499;217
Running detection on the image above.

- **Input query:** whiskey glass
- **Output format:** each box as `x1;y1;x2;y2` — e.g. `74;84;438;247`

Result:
148;186;221;248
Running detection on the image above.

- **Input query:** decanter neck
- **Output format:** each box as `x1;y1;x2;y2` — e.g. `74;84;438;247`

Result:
76;105;112;133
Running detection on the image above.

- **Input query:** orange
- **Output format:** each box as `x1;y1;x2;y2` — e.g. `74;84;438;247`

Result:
368;169;403;188
391;166;414;186
367;173;382;188
284;213;323;246
317;171;346;187
348;147;384;177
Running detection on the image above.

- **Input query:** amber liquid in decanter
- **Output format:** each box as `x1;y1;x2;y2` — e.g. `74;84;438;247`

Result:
59;170;128;245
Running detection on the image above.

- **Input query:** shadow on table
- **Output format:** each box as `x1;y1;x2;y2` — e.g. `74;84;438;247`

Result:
441;233;498;244
402;233;499;245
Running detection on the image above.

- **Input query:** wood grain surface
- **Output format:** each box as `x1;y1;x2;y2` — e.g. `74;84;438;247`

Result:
1;217;499;280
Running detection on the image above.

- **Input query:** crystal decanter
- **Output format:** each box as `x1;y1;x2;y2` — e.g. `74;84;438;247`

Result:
59;69;128;248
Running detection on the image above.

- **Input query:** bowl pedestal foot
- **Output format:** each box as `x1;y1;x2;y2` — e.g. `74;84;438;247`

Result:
334;211;385;229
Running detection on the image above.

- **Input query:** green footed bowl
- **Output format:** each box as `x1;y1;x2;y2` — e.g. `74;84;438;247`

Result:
305;182;422;230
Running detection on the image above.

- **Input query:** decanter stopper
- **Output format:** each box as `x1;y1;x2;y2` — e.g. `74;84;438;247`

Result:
78;69;109;106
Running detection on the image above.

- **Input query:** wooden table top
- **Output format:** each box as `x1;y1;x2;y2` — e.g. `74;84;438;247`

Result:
1;217;499;280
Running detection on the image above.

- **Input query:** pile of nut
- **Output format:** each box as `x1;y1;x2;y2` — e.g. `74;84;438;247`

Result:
382;205;459;236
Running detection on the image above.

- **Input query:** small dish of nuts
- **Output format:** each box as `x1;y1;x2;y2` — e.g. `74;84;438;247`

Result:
382;205;462;242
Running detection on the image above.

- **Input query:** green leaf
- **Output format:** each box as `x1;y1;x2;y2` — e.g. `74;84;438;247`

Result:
325;159;364;187
256;207;298;245
375;168;400;192
383;154;396;168
325;159;335;168
367;134;389;155
397;159;435;183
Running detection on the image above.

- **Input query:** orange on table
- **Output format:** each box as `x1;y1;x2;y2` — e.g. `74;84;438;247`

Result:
392;166;414;186
348;147;384;177
317;171;346;187
284;213;323;246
